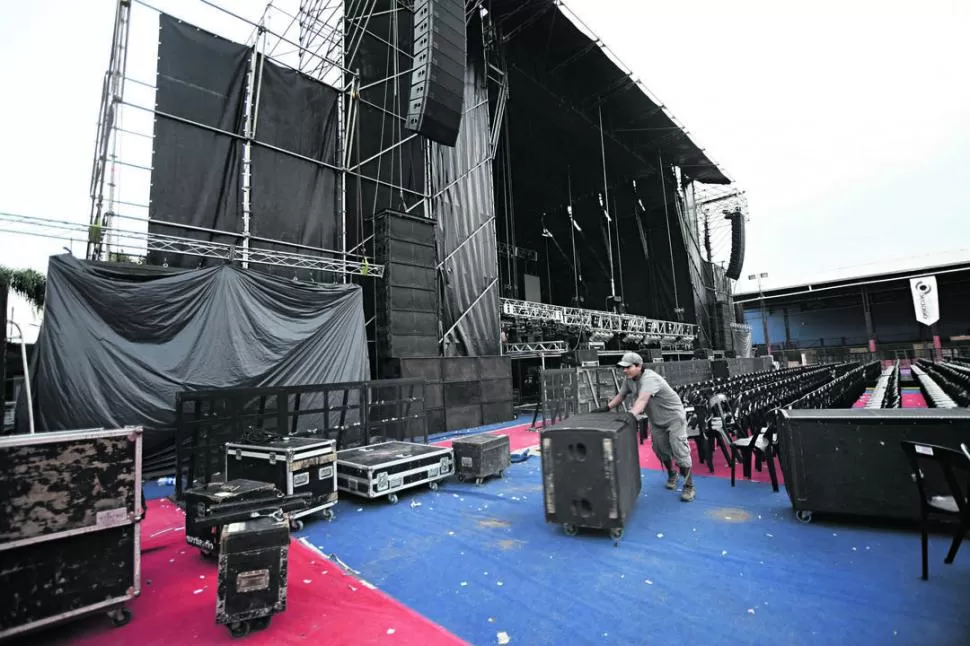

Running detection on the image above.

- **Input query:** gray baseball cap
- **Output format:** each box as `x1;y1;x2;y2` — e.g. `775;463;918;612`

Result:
617;352;643;367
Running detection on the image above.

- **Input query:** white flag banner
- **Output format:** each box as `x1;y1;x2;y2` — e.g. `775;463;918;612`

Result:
910;275;940;326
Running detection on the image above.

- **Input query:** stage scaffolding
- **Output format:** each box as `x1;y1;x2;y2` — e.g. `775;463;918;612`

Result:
0;0;736;355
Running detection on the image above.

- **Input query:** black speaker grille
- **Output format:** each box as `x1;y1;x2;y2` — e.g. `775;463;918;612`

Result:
375;210;439;358
407;0;466;147
725;213;746;280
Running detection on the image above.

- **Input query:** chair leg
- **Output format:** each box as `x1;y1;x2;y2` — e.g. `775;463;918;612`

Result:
944;525;965;565
730;445;737;487
742;449;753;479
716;435;732;468
921;511;929;580
765;448;779;493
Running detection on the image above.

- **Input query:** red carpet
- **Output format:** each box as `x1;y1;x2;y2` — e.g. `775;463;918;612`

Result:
434;421;781;485
432;422;541;452
62;500;466;646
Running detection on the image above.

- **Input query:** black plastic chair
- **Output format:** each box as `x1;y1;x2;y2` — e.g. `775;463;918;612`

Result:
900;440;970;580
729;423;780;492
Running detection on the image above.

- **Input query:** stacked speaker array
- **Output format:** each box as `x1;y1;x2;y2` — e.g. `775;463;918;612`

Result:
375;209;439;359
384;356;514;434
406;0;466;147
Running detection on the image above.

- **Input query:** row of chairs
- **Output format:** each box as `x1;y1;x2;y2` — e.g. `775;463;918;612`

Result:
866;361;901;408
682;363;876;492
914;359;970;407
910;364;957;408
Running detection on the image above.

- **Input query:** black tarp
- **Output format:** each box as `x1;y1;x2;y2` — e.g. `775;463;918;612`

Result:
148;15;343;279
148;14;248;267
432;18;501;357
16;255;369;459
249;57;342;281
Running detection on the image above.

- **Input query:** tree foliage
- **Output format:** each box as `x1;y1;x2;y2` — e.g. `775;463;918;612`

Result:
0;266;46;309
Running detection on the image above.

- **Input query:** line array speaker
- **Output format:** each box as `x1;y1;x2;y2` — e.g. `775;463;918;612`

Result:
406;0;466;147
375;209;439;358
724;210;746;280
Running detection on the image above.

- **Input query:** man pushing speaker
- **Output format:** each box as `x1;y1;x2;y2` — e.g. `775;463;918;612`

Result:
594;352;696;502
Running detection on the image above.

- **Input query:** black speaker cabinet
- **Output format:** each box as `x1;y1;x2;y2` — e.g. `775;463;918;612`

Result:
406;0;466;146
540;412;641;540
724;210;746;280
711;359;730;379
375;210;440;358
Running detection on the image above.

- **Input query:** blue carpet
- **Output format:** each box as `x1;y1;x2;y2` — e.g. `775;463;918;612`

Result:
298;459;970;646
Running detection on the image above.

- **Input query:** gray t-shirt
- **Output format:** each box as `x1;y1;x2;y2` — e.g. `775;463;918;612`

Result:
619;369;686;428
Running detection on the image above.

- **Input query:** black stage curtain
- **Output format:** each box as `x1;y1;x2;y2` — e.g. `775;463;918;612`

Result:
148;14;248;267
250;57;341;281
431;18;501;357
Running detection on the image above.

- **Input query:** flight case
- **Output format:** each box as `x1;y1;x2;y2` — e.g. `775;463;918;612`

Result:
336;441;454;503
225;436;338;530
452;433;511;484
0;427;143;639
216;514;289;638
183;479;281;555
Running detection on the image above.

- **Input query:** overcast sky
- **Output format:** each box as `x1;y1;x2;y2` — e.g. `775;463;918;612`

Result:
2;0;969;335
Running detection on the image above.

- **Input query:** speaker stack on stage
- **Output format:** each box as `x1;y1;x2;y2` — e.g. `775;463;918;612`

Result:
383;356;514;434
374;209;439;359
406;0;466;147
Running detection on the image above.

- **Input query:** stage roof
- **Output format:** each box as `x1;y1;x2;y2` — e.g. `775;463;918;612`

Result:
488;0;732;185
734;253;970;303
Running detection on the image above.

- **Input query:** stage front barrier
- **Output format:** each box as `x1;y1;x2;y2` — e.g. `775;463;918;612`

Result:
536;369;580;427
174;379;428;500
382;356;514;433
536;357;777;428
777;408;970;523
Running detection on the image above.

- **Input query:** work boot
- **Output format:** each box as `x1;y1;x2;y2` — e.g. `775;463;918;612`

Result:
665;470;678;490
679;466;696;502
663;460;677;489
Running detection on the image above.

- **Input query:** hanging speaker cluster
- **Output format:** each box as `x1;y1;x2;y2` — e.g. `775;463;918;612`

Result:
724;209;746;280
406;0;466;147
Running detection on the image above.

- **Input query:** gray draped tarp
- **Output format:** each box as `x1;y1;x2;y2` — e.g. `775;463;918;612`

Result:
16;255;369;462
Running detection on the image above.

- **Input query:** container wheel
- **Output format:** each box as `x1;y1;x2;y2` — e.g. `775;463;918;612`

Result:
563;523;578;537
229;621;250;638
609;528;624;541
388;493;398;504
795;510;813;524
109;608;132;627
429;481;439;491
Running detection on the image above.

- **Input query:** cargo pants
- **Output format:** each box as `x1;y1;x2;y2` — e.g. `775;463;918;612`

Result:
649;416;692;470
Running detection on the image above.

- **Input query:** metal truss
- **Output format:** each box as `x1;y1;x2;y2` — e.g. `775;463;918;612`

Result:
500;298;697;343
497;242;538;262
503;340;569;355
0;212;383;278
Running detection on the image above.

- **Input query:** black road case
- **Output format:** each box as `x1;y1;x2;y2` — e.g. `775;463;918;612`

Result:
225;436;338;530
452;433;511;484
540;413;641;541
0;427;143;639
778;408;970;523
183;479;281;555
336;441;454;504
216;514;289;638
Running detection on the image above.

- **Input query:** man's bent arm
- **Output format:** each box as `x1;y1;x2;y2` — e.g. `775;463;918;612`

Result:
628;390;651;417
